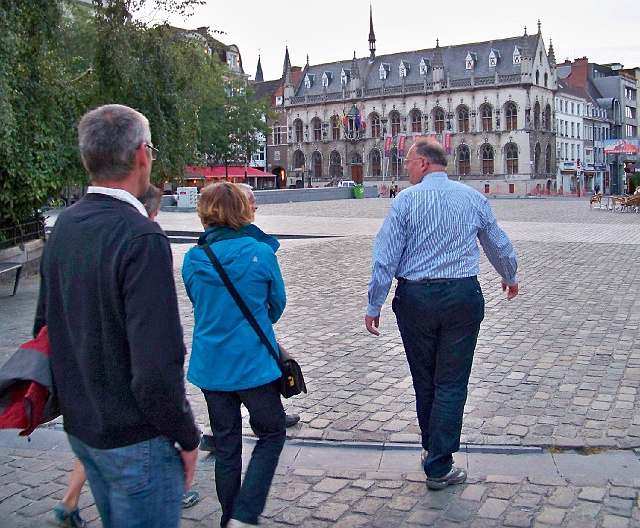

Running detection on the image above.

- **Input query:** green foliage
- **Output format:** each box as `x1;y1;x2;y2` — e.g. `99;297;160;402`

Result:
1;0;272;228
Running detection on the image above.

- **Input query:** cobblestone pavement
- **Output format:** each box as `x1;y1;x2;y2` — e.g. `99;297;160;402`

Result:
1;196;640;527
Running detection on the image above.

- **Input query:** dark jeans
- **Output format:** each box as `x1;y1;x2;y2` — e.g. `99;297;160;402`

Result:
393;277;484;478
203;380;285;527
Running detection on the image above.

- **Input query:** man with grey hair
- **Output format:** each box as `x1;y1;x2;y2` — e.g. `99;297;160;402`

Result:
366;137;518;491
34;104;199;527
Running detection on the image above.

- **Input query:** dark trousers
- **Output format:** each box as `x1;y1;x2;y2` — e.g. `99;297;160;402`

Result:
393;277;484;478
203;381;285;527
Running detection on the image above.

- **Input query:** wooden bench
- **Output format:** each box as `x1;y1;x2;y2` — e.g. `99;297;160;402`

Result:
589;193;602;209
0;262;23;296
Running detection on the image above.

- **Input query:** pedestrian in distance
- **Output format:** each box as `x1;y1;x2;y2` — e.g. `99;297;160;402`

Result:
389;180;397;198
182;182;286;527
365;137;518;490
35;104;200;528
46;183;200;527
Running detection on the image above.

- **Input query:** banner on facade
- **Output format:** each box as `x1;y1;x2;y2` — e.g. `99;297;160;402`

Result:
604;139;639;155
444;132;451;154
413;133;423;143
398;135;407;158
430;133;438;139
383;135;392;158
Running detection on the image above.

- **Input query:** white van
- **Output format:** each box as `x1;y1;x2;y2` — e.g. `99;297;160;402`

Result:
338;180;356;188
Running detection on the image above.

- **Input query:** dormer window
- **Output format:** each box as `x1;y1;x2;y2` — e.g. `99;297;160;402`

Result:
513;46;521;65
340;68;351;85
465;52;477;70
304;73;315;89
322;71;333;87
489;49;500;68
275;95;283;106
379;63;390;80
419;58;431;75
399;60;411;78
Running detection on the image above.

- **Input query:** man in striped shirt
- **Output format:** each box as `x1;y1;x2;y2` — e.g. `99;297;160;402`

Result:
365;138;518;490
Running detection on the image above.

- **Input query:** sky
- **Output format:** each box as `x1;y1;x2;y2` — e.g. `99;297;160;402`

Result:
140;0;640;82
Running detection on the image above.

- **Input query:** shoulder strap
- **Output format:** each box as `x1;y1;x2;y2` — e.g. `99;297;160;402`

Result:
201;244;283;371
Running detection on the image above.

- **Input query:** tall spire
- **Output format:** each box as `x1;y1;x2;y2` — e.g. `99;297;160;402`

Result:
548;39;556;67
368;3;376;62
255;55;263;83
351;51;360;79
433;39;444;68
283;45;291;78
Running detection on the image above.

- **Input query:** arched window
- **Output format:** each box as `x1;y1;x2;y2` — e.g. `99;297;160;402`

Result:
458;106;470;133
534;143;541;174
410;110;422;133
458;145;470;175
332;115;341;140
330;150;342;178
544;105;552;132
294;119;303;143
351;152;363;165
370;113;381;138
544;72;548;87
370;149;382;177
481;104;493;132
535;71;540;84
311;118;322;141
312;151;322;177
505;103;517;131
390;112;401;136
292;150;305;170
272;122;281;145
545;143;552;173
482;144;494;174
506;143;518;174
433;108;445;133
534;102;541;130
390;147;400;176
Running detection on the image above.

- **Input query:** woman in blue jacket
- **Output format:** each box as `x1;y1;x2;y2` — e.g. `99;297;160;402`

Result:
182;182;286;528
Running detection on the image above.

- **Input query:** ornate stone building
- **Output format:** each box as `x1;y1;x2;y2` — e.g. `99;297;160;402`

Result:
281;15;558;195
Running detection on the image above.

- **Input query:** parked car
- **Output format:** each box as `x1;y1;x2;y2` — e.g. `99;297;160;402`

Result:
338;180;356;188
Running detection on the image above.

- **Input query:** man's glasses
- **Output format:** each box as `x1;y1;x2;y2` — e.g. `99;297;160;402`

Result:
403;157;421;166
137;142;159;160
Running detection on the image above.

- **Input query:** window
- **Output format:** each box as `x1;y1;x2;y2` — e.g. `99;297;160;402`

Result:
458;106;469;133
534;102;540;129
505;103;517;130
292;150;305;171
312;151;322;177
332;115;341;140
506;143;518;174
545;105;552;132
410;110;422;133
571;122;575;138
390;112;401;136
370;113;381;138
433;108;445;133
370;149;382;177
534;143;541;174
481;105;492;131
294;119;303;143
509;183;515;194
330;150;342;178
545;144;552;173
390;147;400;176
272;122;281;145
482;144;494;174
484;184;490;193
458;145;470;175
312;118;322;141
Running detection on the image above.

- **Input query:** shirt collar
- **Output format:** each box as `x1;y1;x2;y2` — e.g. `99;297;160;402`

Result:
86;186;148;217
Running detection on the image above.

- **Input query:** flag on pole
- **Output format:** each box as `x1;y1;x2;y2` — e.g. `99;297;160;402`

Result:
355;109;361;130
360;110;366;129
341;111;347;128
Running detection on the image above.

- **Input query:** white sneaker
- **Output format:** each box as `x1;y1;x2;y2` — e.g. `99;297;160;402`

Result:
227;519;253;528
420;449;428;467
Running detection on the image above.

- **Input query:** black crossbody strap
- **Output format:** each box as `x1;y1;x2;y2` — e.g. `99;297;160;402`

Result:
201;244;284;372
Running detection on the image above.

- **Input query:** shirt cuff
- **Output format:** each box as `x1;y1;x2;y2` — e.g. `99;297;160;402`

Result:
366;304;381;317
501;276;518;287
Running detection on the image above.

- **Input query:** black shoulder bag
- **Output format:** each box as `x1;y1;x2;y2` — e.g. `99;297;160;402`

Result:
201;244;307;398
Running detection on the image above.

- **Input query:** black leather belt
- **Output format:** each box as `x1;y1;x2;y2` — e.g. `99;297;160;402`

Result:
397;277;473;285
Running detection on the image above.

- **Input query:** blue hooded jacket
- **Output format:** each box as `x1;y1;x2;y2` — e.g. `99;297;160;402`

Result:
183;225;285;391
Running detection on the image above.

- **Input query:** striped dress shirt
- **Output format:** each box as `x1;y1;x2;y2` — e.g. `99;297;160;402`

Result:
367;172;518;317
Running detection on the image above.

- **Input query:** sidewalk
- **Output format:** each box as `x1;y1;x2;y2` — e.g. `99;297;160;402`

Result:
1;197;640;526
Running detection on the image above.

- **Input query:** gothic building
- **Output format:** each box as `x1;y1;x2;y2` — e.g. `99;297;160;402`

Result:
278;14;558;195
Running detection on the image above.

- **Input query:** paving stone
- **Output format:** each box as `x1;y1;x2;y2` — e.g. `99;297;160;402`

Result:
536;506;568;525
578;486;607;503
476;498;509;519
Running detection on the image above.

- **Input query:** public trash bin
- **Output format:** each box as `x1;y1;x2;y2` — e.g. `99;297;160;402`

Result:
354;184;364;199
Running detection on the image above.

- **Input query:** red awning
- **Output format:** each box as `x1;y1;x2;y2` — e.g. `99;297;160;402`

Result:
185;166;274;179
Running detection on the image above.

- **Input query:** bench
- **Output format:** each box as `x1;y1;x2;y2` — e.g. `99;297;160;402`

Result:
0;262;23;296
589;193;602;209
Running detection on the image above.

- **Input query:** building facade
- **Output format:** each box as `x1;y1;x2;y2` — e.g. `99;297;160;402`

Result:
278;17;558;196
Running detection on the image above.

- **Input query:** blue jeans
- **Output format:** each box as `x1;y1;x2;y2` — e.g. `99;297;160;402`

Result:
68;434;184;528
393;277;484;478
203;380;285;527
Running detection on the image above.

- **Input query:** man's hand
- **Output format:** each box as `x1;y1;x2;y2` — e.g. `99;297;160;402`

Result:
365;314;380;336
502;282;519;300
180;448;198;490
